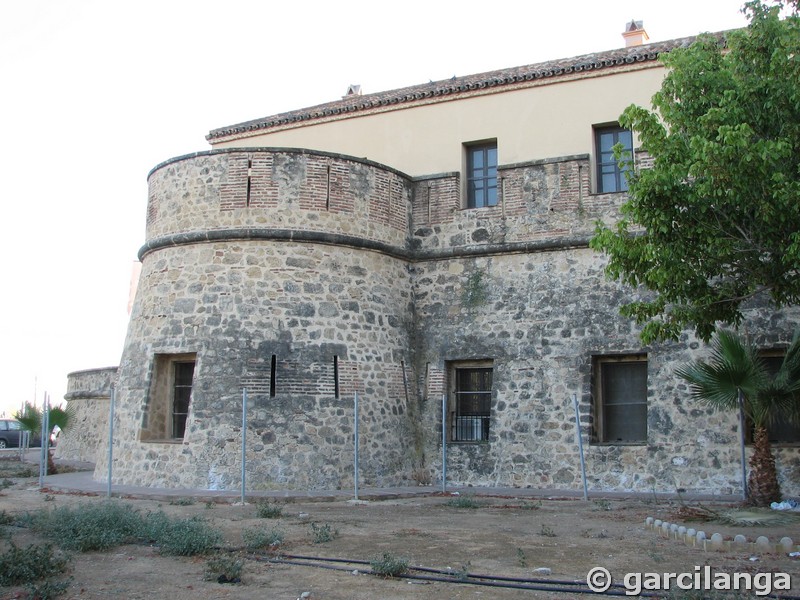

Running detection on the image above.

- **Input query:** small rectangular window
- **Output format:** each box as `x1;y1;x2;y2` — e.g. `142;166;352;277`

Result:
756;354;800;444
333;355;340;399
593;355;647;443
595;126;633;193
172;361;195;439
141;353;196;442
448;361;493;442
466;143;498;208
270;354;277;398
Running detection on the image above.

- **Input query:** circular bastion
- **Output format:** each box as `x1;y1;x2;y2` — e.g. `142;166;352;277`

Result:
97;149;419;491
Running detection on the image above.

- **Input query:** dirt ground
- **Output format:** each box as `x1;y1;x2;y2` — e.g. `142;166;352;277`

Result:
1;456;799;599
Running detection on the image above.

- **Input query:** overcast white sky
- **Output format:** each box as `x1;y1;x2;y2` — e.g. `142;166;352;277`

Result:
0;0;751;417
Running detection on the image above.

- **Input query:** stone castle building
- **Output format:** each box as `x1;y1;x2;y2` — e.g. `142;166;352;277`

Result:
64;25;800;495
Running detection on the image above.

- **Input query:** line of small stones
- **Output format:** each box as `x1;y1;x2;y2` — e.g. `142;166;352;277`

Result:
644;516;798;553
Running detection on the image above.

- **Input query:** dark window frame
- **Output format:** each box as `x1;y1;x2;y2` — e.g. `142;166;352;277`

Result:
595;125;633;193
748;352;800;445
448;360;493;442
592;354;648;445
172;361;195;439
465;142;498;208
140;352;197;442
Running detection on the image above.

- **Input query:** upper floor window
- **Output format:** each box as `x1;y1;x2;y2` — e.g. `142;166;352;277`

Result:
595;126;633;193
466;143;497;208
593;355;647;444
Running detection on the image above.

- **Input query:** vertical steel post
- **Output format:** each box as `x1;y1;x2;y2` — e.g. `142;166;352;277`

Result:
354;391;359;500
572;393;589;501
441;394;447;493
737;388;748;501
107;386;115;498
241;388;247;505
39;393;49;487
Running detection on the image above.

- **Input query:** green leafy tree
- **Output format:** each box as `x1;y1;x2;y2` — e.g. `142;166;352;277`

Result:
676;330;800;506
591;1;800;343
15;402;74;475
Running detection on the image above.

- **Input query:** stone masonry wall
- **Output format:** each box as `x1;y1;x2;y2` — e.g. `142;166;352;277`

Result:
408;152;800;496
99;148;417;490
95;144;800;496
56;367;117;463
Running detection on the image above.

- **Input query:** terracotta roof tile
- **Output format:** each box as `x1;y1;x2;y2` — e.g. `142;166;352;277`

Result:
206;34;714;142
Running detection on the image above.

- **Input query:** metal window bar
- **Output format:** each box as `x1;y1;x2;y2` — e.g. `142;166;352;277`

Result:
451;388;491;442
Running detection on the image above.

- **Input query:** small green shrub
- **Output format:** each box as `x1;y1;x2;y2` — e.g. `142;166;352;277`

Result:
242;527;283;550
25;577;72;600
538;524;557;538
446;495;481;509
370;553;409;578
255;500;283;519
516;547;527;568
310;522;338;544
0;543;69;586
204;553;243;584
152;515;222;556
168;497;195;506
30;502;144;551
1;478;14;490
0;509;13;525
592;499;612;511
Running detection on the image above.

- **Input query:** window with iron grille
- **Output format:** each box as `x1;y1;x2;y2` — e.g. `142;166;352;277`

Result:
593;355;647;444
449;362;493;442
140;353;196;442
172;361;195;439
595;126;633;193
752;354;800;444
466;143;498;208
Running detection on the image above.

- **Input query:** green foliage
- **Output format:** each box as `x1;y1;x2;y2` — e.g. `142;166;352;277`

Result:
309;522;338;544
677;329;800;505
516;547;527;568
591;1;800;342
23;502;221;556
538;524;557;537
255;500;283;519
151;515;222;556
370;553;409;578
14;402;75;437
25;577;72;600
242;527;283;549
0;543;69;587
204;553;243;584
29;502;144;552
445;494;481;509
168;497;195;506
676;329;800;428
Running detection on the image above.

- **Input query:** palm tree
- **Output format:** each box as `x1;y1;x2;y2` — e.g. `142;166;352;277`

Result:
15;402;74;476
676;330;800;507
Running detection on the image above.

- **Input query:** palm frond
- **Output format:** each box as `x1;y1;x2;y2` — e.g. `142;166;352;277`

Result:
676;330;766;416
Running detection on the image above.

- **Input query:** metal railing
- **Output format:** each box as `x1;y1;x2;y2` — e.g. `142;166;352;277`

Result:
451;414;490;442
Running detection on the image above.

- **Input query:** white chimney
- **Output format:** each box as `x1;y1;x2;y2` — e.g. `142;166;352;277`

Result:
623;20;650;47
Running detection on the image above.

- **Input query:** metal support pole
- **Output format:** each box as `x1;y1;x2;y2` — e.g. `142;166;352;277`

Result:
241;388;247;505
39;394;50;487
107;386;115;498
354;392;359;501
441;394;447;493
737;388;748;502
572;393;589;501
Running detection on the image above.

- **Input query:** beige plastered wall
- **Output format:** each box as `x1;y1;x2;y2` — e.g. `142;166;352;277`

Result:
210;65;666;177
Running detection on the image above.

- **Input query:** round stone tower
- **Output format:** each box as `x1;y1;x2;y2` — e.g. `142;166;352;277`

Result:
97;148;417;490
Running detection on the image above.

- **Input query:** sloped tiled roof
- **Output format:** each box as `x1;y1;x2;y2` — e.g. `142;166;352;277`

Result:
207;35;704;142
